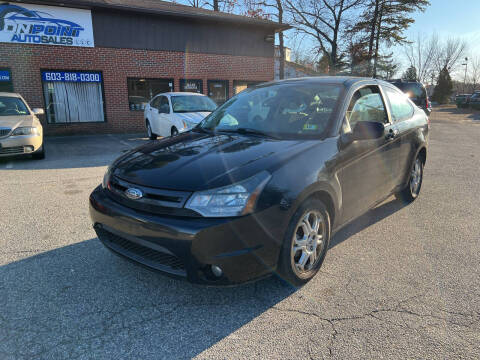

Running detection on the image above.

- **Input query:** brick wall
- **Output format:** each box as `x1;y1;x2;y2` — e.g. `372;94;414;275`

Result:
0;44;274;136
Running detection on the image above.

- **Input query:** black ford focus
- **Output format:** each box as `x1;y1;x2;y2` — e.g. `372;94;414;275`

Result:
89;77;429;286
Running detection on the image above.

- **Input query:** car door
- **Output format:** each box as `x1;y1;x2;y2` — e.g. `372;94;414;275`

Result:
382;85;418;188
156;96;172;136
336;84;402;225
147;96;161;134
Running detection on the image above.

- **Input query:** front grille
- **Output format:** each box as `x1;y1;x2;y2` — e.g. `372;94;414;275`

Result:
106;176;199;217
0;128;12;138
0;146;24;155
96;227;186;275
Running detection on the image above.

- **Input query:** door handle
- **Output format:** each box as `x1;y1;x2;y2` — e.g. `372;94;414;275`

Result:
385;128;399;140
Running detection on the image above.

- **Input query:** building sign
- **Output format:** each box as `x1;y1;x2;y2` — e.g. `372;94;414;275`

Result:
0;2;94;47
0;70;11;82
42;71;102;83
180;79;203;93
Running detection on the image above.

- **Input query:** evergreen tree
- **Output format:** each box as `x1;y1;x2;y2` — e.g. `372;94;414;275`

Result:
349;0;430;77
432;67;453;104
402;65;417;81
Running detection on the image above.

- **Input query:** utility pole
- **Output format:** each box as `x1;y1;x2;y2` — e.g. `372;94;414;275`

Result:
462;57;468;93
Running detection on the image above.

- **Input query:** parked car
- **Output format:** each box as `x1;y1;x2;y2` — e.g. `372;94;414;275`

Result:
388;79;432;116
455;94;471;108
90;77;429;286
0;92;45;159
143;92;217;139
467;92;480;110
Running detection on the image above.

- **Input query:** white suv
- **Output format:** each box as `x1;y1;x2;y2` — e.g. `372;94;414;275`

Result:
144;92;217;139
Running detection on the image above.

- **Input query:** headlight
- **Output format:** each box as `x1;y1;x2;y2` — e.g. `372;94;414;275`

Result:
102;166;112;189
12;127;39;136
185;171;271;217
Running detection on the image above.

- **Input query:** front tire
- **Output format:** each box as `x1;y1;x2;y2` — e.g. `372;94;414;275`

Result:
171;127;178;137
396;156;423;203
277;198;331;287
146;121;157;140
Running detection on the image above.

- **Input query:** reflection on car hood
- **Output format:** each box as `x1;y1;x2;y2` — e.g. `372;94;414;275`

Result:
0;115;35;129
175;112;211;124
113;132;317;191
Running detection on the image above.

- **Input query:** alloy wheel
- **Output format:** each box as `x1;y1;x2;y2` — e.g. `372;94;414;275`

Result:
290;211;326;276
410;158;422;196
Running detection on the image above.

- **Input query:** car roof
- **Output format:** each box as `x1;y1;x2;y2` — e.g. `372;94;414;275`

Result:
259;76;386;90
0;92;21;98
160;92;206;97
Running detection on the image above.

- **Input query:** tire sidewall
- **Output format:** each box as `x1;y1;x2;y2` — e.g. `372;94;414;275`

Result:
278;198;331;286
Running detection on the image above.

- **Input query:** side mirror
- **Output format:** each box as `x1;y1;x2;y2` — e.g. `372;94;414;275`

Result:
32;108;44;116
353;121;384;140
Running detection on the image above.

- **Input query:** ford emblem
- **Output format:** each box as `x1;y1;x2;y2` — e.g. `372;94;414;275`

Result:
125;188;143;200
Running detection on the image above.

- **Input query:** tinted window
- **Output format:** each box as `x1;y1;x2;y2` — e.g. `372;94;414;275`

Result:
200;83;342;139
171;95;217;113
127;78;173;111
392;82;425;99
151;96;161;109
345;86;387;130
0;96;29;116
385;87;414;122
159;96;170;113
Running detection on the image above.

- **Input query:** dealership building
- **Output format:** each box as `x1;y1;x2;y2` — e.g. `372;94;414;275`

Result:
0;0;285;135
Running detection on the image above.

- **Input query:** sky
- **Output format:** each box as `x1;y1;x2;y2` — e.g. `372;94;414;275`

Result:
282;0;480;78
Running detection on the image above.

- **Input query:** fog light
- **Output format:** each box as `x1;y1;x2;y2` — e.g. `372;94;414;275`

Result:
24;146;34;153
211;265;223;277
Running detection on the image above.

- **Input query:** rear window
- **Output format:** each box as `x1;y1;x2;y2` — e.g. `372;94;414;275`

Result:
392;83;426;99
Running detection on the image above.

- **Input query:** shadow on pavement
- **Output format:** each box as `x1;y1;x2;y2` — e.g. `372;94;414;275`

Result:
330;197;408;249
0;134;150;170
433;106;480;121
0;239;296;359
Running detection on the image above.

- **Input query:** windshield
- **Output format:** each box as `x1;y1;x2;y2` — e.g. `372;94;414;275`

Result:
171;95;217;113
199;82;342;139
0;96;30;117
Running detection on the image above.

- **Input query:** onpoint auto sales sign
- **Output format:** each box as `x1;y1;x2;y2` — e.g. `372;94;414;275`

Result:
0;2;94;47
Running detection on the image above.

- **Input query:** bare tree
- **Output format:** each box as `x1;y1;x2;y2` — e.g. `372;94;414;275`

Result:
184;0;236;11
245;0;286;79
434;37;468;74
284;0;363;75
404;33;438;83
469;56;480;93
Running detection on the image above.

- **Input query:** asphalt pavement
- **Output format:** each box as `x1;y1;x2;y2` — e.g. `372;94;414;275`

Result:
0;107;479;359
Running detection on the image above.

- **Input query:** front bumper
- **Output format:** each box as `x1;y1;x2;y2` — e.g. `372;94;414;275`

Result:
0;134;43;157
89;186;285;285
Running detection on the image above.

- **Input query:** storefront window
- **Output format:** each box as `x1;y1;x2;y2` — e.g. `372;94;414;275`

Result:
0;69;14;93
127;78;173;111
180;79;203;94
41;70;105;124
233;81;262;95
208;80;229;105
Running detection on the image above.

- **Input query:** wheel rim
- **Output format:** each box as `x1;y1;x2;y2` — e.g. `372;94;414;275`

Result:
291;211;326;276
147;123;152;138
172;129;178;136
410;158;422;196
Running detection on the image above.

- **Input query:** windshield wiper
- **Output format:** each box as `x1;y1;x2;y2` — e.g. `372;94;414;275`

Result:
218;128;279;139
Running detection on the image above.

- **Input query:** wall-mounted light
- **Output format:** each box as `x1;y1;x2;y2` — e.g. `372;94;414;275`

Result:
265;34;275;42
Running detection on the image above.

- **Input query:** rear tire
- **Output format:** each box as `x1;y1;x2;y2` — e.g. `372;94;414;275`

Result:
32;144;45;160
396;156;423;203
171;127;178;137
277;198;331;287
146;121;157;140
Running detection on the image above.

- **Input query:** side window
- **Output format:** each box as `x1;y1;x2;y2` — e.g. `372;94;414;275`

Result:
151;97;160;109
159;96;170;113
345;86;388;131
384;87;414;122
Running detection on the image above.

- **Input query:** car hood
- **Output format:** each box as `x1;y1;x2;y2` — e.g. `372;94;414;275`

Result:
0;115;35;129
175;112;211;124
113;132;318;191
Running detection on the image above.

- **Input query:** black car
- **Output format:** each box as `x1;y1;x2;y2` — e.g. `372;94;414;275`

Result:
89;77;429;286
468;92;480;110
388;79;432;116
